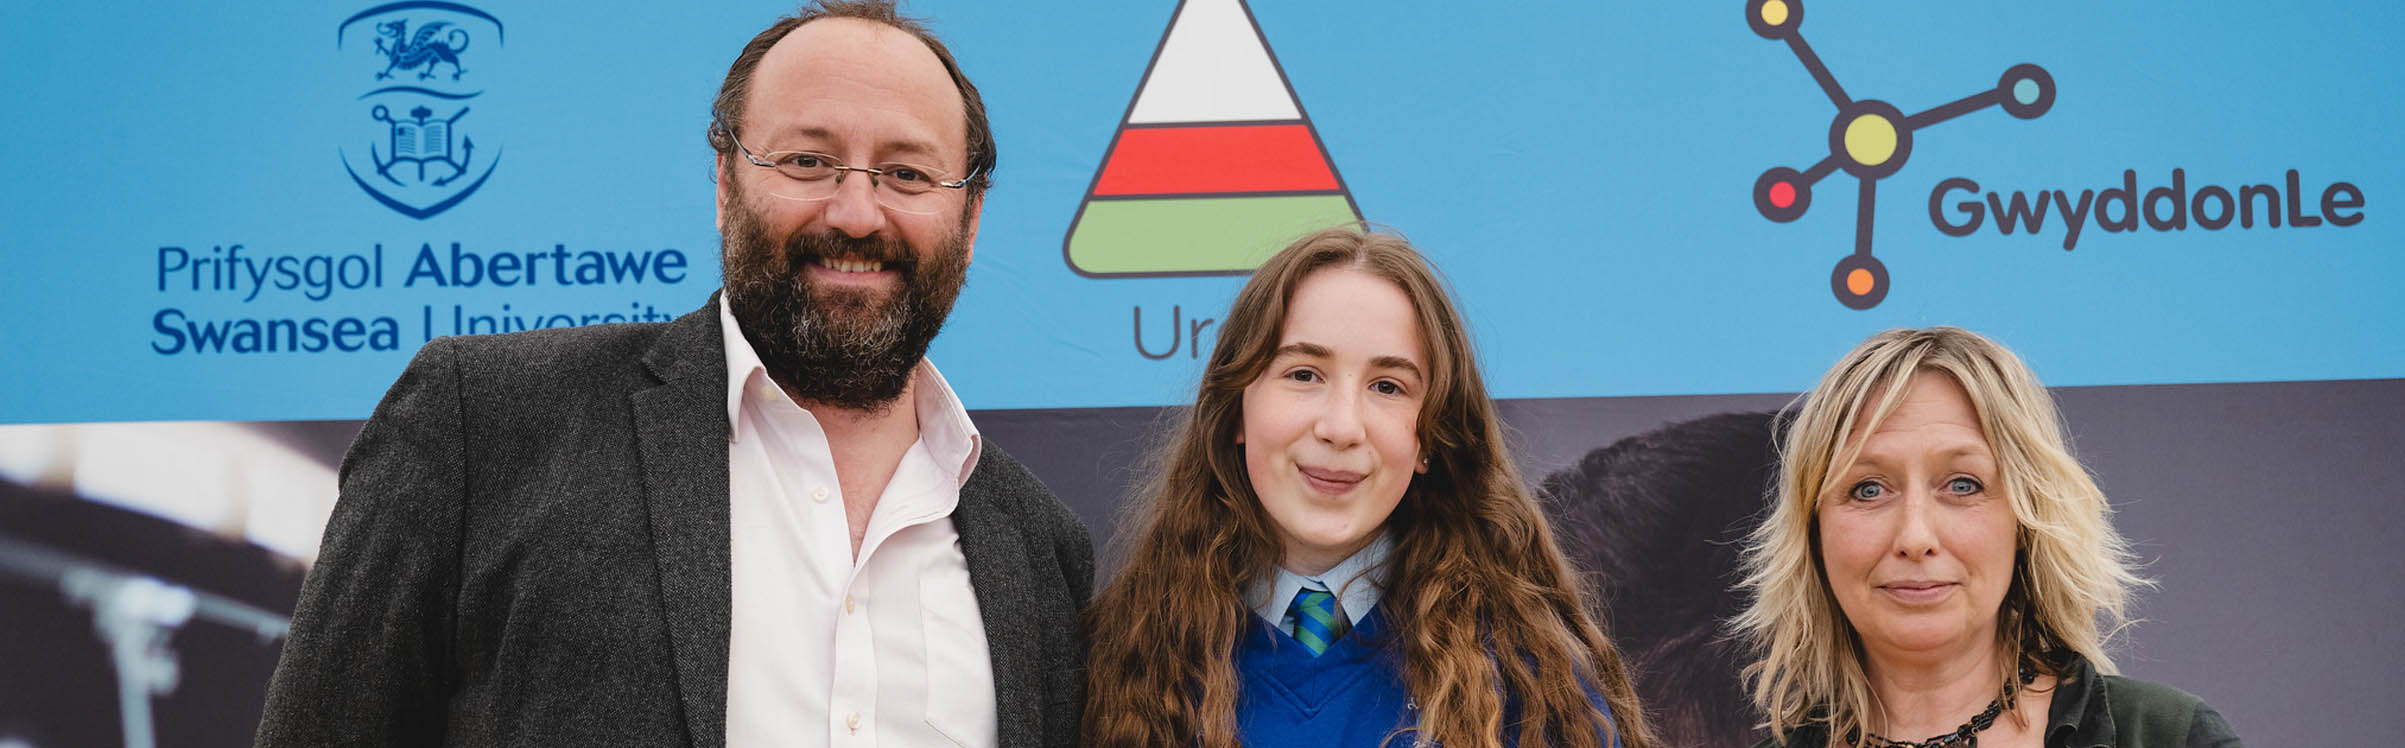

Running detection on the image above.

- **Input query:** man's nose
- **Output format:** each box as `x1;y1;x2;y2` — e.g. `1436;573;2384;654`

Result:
821;171;888;238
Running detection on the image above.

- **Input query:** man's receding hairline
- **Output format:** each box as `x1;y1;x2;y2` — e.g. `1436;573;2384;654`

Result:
735;16;969;142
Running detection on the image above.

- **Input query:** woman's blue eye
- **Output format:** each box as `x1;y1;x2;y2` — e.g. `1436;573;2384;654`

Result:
1947;476;1983;494
1849;482;1885;500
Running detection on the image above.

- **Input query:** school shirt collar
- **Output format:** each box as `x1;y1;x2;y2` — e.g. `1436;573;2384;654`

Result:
1247;531;1394;628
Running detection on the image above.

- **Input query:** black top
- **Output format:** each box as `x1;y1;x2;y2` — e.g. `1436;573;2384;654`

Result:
1754;653;2243;748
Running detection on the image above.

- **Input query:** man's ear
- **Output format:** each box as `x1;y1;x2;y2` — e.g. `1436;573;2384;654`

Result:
961;191;983;265
713;153;732;235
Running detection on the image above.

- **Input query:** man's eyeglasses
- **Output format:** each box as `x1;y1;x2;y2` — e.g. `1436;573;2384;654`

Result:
727;133;976;216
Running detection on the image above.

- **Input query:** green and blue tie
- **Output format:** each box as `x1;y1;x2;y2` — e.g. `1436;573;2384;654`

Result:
1288;587;1341;655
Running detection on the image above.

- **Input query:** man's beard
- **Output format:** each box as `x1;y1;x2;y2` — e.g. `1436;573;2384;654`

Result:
719;189;970;413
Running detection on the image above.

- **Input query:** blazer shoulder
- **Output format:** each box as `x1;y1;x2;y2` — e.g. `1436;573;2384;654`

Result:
968;442;1082;534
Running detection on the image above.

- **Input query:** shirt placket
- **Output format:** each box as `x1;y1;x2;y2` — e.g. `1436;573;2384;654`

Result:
814;481;880;746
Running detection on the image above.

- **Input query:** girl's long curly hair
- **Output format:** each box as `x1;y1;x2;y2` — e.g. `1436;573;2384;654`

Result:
1083;226;1656;748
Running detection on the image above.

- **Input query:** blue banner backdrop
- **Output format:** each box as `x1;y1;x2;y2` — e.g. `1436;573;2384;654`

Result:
3;0;2396;423
1;1;2399;746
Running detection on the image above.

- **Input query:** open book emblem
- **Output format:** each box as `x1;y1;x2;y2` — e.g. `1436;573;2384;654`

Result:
371;105;474;187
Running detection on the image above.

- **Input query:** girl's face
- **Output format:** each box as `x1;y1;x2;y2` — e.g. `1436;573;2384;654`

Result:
1240;268;1430;575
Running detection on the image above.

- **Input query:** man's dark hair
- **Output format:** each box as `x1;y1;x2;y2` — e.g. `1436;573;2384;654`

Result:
706;0;995;196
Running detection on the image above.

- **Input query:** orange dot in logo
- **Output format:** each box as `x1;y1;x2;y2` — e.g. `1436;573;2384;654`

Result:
1761;0;1791;26
1845;268;1875;296
1768;181;1796;209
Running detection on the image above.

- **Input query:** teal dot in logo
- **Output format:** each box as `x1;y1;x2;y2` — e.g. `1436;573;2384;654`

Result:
2012;78;2040;106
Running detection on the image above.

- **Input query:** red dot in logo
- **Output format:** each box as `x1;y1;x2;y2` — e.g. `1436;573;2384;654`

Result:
1769;181;1797;209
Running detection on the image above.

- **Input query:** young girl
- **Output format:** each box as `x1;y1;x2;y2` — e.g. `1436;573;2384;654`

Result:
1084;227;1655;748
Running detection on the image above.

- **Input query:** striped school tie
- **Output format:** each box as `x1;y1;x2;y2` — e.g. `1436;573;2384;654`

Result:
1288;587;1341;655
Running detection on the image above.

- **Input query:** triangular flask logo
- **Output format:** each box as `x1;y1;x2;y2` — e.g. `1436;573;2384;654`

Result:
1063;0;1363;277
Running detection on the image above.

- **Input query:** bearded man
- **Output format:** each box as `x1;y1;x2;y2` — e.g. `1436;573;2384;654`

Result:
256;3;1093;746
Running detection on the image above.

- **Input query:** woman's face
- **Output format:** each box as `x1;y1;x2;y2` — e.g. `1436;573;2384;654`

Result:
1241;268;1429;576
1817;371;2019;664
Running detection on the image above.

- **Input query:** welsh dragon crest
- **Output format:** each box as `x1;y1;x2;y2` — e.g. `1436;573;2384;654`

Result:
375;20;470;80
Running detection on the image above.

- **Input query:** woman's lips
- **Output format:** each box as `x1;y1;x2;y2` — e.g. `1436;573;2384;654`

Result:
1299;466;1365;496
1879;581;1958;605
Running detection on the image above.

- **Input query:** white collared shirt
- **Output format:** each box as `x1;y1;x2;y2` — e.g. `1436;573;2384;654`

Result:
719;297;997;748
1248;532;1394;631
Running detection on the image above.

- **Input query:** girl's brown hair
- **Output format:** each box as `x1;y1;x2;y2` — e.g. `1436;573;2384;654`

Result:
1083;226;1655;748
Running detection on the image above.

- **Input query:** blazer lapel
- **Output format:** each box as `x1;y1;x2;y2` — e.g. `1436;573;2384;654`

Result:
953;458;1043;748
632;301;734;748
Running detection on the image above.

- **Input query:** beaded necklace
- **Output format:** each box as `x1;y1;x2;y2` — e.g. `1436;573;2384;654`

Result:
1850;659;2039;748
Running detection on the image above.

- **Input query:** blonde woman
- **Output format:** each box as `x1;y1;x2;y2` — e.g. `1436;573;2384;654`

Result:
1735;327;2242;748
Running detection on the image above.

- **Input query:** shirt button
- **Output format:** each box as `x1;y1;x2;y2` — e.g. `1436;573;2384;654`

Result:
755;384;778;399
846;712;861;733
844;595;857;614
812;486;830;503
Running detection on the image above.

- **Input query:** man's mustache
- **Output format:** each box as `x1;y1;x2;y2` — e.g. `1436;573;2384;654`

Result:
784;231;914;269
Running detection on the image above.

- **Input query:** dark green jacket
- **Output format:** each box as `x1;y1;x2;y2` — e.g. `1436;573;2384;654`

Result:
1753;654;2242;748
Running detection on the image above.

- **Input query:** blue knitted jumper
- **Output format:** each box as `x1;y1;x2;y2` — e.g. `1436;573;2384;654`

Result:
1236;602;1421;746
1233;603;1624;748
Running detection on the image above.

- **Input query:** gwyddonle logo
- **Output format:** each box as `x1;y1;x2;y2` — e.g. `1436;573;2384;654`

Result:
337;2;504;220
1744;0;2054;310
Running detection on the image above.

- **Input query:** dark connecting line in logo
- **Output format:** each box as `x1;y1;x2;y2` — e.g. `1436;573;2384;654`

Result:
338;2;504;220
1744;0;2054;310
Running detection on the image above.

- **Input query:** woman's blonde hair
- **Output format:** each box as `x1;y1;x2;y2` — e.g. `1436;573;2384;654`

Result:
1084;225;1654;748
1732;327;2148;740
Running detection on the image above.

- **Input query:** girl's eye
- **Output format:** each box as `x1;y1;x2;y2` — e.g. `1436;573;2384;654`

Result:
1285;369;1318;383
1946;476;1984;495
1848;481;1886;501
1370;380;1403;396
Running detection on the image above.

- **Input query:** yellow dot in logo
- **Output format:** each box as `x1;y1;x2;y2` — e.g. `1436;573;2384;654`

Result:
1846;268;1876;296
1761;0;1790;26
1844;114;1897;166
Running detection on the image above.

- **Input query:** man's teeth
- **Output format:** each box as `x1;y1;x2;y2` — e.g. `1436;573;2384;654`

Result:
822;258;883;273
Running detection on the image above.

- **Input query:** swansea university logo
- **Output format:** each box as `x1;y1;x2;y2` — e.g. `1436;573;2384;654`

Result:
337;2;504;220
1064;0;1361;277
1744;0;2054;309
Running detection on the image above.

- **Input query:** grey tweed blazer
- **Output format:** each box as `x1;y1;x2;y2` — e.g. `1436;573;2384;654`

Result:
257;297;1094;747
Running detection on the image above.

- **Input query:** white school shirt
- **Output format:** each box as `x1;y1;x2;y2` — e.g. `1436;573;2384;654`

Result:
1247;532;1394;632
719;297;996;748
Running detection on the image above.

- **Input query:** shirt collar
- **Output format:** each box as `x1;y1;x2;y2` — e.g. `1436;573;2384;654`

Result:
2044;652;2113;748
717;294;983;486
1248;532;1394;628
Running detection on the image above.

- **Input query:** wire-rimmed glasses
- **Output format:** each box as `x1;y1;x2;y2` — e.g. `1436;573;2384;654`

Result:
727;134;975;216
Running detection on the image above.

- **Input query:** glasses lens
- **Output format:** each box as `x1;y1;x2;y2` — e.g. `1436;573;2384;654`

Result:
875;165;939;195
755;152;840;201
873;163;953;215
